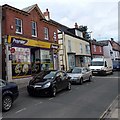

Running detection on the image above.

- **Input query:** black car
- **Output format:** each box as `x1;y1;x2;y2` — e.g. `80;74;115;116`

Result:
0;79;19;112
27;70;71;97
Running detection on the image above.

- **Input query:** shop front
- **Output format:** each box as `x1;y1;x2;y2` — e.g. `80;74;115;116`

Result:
5;35;59;80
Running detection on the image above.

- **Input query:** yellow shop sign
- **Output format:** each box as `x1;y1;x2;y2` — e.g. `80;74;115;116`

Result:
8;35;51;48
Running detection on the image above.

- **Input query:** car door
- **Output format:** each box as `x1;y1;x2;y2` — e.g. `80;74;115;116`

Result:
82;68;88;81
55;72;63;91
61;71;68;89
84;68;90;80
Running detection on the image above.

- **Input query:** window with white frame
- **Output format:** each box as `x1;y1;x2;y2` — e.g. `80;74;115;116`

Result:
15;18;22;34
93;45;96;52
86;45;90;54
44;27;49;40
68;40;71;52
80;43;83;53
99;46;102;52
32;21;37;37
53;32;57;42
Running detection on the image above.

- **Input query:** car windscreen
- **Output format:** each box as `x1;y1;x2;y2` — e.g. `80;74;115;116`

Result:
33;71;56;83
91;61;104;66
72;68;82;73
44;71;56;79
113;60;120;65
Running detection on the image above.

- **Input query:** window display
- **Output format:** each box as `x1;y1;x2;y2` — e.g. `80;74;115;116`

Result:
11;47;31;78
40;50;53;70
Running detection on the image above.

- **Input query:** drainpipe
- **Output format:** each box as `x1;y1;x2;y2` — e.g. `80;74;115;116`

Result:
0;6;2;79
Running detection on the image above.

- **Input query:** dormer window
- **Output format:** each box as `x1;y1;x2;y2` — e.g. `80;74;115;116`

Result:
75;30;83;38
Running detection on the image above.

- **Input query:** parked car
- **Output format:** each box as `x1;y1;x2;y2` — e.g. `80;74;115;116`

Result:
67;67;92;84
27;70;71;97
113;60;120;71
0;79;19;112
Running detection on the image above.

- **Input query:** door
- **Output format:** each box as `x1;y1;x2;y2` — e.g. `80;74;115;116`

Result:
55;72;63;91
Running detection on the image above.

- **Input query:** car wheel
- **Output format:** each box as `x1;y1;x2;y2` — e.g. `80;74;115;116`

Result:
51;87;57;97
2;96;12;112
88;76;92;82
79;78;83;85
66;82;71;90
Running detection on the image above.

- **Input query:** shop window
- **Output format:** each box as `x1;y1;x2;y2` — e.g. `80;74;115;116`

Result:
44;27;49;40
11;47;31;78
40;50;53;70
15;18;22;34
32;21;37;37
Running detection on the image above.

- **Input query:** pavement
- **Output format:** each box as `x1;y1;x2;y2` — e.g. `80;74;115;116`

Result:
100;95;119;119
13;77;119;119
11;76;33;89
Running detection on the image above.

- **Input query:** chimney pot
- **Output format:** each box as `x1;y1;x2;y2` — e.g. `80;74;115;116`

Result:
75;22;78;28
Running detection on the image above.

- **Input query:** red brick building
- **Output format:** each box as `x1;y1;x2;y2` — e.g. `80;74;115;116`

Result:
2;4;59;80
90;39;104;59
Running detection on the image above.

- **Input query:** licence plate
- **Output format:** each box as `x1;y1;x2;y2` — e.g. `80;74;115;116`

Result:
93;71;98;73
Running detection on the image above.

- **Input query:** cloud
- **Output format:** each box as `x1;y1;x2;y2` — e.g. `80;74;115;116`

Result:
0;0;118;41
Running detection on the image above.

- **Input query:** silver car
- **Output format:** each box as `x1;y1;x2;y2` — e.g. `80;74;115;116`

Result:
68;67;92;85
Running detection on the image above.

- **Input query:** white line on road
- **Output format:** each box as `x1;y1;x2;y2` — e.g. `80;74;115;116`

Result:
16;108;26;114
95;77;119;79
34;101;43;106
49;98;54;100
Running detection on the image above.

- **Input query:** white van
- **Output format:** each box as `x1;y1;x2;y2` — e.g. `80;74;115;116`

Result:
89;58;113;75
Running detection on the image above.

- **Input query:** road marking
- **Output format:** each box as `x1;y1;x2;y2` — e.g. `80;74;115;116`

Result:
95;76;119;79
16;108;26;114
34;101;43;106
49;98;54;100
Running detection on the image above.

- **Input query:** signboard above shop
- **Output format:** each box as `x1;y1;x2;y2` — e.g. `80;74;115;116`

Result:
8;35;59;49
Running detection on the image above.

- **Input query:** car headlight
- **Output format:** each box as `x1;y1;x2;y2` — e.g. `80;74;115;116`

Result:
101;67;104;70
43;82;51;88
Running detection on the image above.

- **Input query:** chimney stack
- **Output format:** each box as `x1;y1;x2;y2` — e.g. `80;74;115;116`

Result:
75;22;78;28
43;8;50;20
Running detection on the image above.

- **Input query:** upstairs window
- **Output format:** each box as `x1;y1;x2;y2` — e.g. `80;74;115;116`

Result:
68;40;71;52
99;46;102;52
80;43;83;53
44;27;49;40
15;18;22;34
32;21;37;37
53;32;57;42
93;45;96;52
86;45;90;54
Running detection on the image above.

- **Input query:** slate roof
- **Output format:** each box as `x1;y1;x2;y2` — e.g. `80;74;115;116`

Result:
22;4;45;18
50;19;90;42
22;4;36;12
97;40;110;46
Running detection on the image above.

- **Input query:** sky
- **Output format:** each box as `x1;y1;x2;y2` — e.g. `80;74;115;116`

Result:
0;0;119;41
